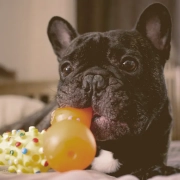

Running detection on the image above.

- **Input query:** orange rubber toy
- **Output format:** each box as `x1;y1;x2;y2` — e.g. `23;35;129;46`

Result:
43;107;96;172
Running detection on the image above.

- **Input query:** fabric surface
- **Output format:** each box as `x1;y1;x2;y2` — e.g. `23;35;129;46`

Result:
0;169;180;180
0;95;45;127
167;141;180;168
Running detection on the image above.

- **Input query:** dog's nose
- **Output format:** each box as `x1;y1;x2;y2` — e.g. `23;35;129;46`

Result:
82;75;107;93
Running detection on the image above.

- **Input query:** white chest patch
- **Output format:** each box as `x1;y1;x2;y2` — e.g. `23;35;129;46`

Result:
91;150;122;173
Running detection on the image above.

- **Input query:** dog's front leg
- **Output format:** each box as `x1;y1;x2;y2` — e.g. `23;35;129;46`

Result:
132;165;180;180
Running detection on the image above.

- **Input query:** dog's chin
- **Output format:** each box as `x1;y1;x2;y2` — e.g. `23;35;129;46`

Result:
90;116;130;141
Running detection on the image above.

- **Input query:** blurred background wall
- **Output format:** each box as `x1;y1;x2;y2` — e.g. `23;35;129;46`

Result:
0;0;76;82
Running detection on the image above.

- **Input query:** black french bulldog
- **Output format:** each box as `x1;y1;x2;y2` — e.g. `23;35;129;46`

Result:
1;3;180;180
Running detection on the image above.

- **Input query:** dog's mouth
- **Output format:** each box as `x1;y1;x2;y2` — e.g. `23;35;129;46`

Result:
92;114;101;122
90;113;130;141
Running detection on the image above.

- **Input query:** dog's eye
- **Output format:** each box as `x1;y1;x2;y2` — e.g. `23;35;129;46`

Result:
121;59;137;72
61;63;73;76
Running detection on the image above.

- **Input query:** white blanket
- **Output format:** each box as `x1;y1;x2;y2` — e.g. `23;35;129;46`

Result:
0;170;180;180
0;95;45;127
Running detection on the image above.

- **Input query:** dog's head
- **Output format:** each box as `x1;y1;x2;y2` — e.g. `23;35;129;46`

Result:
47;3;171;141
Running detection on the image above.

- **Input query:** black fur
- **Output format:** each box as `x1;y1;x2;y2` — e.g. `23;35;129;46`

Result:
1;3;180;179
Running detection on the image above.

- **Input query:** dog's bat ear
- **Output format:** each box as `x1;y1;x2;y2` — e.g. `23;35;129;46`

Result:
136;3;172;61
47;16;78;60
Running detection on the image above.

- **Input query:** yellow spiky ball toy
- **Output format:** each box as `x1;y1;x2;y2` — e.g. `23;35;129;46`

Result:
0;126;50;174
